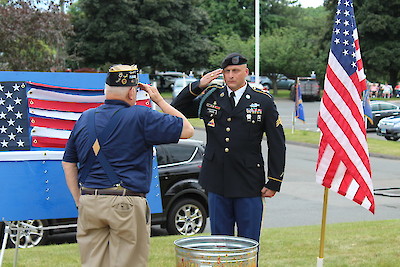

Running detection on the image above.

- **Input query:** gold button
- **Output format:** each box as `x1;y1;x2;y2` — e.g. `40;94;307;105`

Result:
227;118;232;122
226;127;231;132
225;148;229;153
225;137;230;142
252;120;255;124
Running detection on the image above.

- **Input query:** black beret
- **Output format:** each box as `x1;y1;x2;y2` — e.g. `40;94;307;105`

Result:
221;53;248;69
106;65;139;87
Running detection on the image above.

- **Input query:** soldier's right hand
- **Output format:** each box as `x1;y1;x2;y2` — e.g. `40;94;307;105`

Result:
199;69;223;89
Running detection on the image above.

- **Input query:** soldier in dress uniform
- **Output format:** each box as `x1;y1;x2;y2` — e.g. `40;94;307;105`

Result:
171;53;286;242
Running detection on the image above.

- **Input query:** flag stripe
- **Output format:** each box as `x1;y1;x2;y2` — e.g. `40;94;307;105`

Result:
28;81;104;92
28;98;102;113
31;126;71;139
28;88;105;102
30;116;76;130
29;108;81;121
32;136;68;148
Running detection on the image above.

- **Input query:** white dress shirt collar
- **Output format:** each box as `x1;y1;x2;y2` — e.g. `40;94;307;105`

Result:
227;82;247;106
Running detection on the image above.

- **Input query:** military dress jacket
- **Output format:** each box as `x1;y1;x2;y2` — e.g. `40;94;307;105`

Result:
171;81;286;198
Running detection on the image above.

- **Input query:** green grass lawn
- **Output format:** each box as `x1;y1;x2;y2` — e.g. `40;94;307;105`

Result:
2;220;399;266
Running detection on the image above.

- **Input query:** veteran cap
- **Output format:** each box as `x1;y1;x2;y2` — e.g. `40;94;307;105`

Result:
221;53;248;69
106;64;139;87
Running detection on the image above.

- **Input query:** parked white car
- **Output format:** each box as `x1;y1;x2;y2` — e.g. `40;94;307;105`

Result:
172;77;197;99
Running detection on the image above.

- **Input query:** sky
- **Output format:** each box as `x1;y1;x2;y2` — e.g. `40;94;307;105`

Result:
297;0;324;8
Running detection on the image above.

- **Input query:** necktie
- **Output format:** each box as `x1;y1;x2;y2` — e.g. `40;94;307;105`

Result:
229;91;236;108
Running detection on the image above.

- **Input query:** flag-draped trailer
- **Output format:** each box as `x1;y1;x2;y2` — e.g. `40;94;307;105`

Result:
316;0;374;266
0;72;163;266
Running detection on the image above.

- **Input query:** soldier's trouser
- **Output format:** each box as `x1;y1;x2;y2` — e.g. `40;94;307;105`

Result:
208;192;263;242
77;194;151;267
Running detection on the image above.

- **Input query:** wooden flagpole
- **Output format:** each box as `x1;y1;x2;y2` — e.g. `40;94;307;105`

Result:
317;187;329;267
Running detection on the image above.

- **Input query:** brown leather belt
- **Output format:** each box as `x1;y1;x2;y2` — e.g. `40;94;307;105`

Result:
81;188;145;197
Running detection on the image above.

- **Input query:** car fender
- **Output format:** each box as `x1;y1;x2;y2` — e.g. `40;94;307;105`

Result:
164;179;208;214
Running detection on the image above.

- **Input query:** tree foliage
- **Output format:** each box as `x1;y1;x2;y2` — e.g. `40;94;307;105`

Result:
354;0;400;85
0;0;73;71
322;0;400;86
200;0;303;38
69;0;211;72
206;2;329;93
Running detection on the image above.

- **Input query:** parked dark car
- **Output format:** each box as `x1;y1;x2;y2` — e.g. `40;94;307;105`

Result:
376;115;400;141
246;74;295;91
0;139;207;248
150;72;188;92
290;77;321;101
368;101;400;129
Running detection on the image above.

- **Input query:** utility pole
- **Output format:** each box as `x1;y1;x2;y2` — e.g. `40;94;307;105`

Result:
255;0;260;85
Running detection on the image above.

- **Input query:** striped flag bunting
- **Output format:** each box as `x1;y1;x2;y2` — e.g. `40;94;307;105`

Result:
316;0;375;213
0;81;151;150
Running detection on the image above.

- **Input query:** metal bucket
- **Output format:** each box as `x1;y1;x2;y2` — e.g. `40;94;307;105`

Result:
174;235;259;267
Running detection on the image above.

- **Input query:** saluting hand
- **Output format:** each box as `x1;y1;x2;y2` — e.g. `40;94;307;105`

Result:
261;187;276;198
199;69;223;89
138;83;163;105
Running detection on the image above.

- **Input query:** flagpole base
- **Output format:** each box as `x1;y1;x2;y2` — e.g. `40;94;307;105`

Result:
317;257;324;267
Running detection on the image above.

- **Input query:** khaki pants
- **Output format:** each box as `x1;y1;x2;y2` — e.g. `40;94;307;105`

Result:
77;194;151;267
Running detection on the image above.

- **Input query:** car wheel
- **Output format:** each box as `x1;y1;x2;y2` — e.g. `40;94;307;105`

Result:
384;136;400;141
7;220;49;248
167;198;207;236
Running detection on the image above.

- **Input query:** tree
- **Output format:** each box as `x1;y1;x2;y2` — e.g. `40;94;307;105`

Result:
353;0;400;86
322;0;400;86
260;27;319;94
68;0;211;72
200;0;303;39
0;1;73;71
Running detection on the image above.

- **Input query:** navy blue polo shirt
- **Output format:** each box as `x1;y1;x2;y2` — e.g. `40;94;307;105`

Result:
63;99;183;193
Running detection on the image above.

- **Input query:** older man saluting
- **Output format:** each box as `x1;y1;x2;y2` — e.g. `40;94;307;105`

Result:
62;64;193;267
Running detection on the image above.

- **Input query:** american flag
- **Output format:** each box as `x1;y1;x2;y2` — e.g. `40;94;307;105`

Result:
316;0;375;213
0;81;151;150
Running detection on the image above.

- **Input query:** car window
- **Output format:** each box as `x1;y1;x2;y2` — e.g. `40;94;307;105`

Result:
156;146;168;165
174;79;185;87
371;104;380;112
163;144;196;164
380;103;398;111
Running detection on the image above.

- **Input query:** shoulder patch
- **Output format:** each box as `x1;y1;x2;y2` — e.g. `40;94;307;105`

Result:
251;87;272;98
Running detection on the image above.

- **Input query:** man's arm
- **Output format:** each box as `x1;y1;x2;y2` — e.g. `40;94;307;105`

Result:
139;83;194;139
263;98;286;194
62;161;80;207
171;69;223;118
